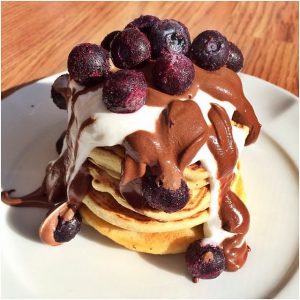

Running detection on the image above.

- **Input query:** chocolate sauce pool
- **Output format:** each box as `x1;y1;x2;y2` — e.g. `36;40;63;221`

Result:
2;64;261;270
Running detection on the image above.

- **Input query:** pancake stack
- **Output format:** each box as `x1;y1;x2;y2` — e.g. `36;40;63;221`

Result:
1;14;262;282
80;133;247;254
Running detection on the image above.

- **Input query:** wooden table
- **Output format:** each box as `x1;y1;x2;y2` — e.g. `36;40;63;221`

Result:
2;1;299;97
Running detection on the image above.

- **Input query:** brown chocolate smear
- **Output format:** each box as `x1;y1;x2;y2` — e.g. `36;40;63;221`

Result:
1;187;51;208
120;155;149;210
207;104;238;178
221;190;250;234
2;83;99;245
211;173;250;271
43;153;68;204
144;65;261;146
222;235;249;272
120;100;208;208
43;90;97;207
68;163;93;209
72;117;96;171
194;66;261;146
2;83;98;210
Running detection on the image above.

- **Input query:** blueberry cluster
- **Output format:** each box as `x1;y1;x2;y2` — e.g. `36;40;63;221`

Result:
52;15;244;113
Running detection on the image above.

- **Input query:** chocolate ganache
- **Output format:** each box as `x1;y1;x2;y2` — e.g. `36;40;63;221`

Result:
2;63;261;271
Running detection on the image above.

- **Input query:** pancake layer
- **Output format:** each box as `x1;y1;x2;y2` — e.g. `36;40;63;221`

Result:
80;168;246;254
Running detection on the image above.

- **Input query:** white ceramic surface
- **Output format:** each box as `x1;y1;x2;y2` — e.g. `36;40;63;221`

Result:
1;73;299;298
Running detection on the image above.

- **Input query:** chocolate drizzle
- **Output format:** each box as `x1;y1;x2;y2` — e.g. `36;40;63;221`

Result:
221;190;250;271
2;79;98;245
1;188;50;208
122;100;208;189
2;62;260;272
119;66;259;271
207;103;238;178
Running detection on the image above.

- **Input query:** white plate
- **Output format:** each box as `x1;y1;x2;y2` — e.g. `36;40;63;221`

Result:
1;73;299;299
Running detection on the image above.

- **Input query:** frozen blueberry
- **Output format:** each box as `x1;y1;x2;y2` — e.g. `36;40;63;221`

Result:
54;211;82;243
67;43;110;85
190;30;229;71
185;240;225;280
226;42;244;72
125;15;161;38
102;69;147;113
142;173;189;212
51;74;69;110
101;31;121;51
149;19;191;58
110;27;151;69
152;52;195;95
51;87;66;110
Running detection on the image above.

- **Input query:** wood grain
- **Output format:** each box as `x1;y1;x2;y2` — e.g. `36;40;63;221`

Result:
1;1;299;96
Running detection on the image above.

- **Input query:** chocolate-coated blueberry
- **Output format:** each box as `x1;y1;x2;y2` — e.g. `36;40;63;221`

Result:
101;31;121;51
125;15;161;38
185;240;225;280
102;69;147;113
110;27;151;69
67;43;110;85
142;173;189;212
152;52;195;95
226;42;244;72
149;19;191;58
54;212;82;243
190;30;229;71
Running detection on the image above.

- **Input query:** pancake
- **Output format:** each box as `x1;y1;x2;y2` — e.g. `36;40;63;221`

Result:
88;165;210;222
87;124;248;222
88;146;210;188
79;169;246;254
80;205;205;254
82;188;210;233
88;147;210;222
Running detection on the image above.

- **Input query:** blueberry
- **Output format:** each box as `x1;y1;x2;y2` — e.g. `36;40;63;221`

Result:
101;31;121;51
142;173;189;212
110;27;151;69
149;19;191;58
190;30;229;71
185;240;225;280
51;74;69;110
152;52;195;95
67;43;110;85
53;211;82;243
51;88;66;110
102;69;147;113
125;15;161;38
226;42;244;72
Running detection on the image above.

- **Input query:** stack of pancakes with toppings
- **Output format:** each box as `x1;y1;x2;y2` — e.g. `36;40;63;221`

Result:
81;145;246;254
2;15;261;281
